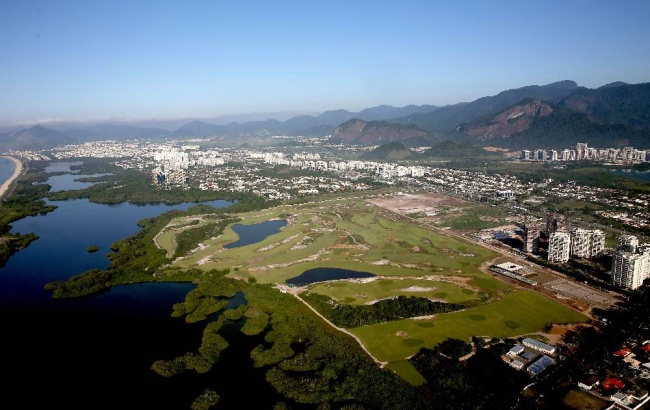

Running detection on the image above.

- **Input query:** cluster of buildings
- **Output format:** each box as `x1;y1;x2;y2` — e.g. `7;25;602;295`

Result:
505;337;556;377
523;212;649;290
522;213;606;263
521;142;648;164
547;228;606;263
578;337;650;410
611;234;650;290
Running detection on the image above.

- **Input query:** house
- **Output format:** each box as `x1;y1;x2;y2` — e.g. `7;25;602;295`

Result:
507;344;525;357
614;347;633;358
527;355;555;377
578;375;600;391
602;376;626;391
509;359;525;370
522;338;556;355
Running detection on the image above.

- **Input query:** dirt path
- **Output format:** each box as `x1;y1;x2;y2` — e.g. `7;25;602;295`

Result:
277;284;389;368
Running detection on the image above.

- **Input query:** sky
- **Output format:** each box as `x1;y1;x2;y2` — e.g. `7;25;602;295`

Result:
1;0;650;126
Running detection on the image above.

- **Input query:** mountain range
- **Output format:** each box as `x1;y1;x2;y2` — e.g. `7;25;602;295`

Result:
2;80;650;152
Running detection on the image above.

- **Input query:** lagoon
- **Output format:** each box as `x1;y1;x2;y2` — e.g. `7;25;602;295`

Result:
0;164;290;408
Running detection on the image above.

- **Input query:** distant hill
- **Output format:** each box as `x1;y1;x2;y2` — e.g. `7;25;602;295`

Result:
3;81;650;150
360;141;419;161
455;100;650;150
558;82;650;129
458;99;555;140
0;126;77;152
174;120;224;137
329;119;429;144
63;123;170;140
356;105;438;121
394;80;580;134
171;105;438;137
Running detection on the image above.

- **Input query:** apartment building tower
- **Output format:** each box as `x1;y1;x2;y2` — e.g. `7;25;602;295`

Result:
548;231;571;263
611;234;650;290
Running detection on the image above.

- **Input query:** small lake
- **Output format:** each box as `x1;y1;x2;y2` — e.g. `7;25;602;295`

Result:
224;219;287;249
286;267;376;286
608;168;650;183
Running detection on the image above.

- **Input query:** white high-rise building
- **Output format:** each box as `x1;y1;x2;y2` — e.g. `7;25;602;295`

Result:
548;231;571;263
569;228;605;258
611;234;650;290
611;251;650;290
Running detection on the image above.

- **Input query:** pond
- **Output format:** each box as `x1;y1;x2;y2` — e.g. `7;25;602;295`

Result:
224;219;287;249
286;267;376;286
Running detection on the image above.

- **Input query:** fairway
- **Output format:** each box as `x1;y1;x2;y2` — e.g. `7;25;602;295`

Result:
307;278;479;305
350;291;588;363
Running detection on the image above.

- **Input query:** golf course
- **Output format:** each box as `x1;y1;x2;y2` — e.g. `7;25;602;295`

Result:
156;194;589;380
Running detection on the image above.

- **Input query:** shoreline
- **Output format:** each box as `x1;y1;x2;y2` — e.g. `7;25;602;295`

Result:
0;156;23;200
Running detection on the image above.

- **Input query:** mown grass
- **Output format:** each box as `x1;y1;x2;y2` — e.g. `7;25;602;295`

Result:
350;291;588;363
385;360;427;386
308;279;479;305
166;198;502;285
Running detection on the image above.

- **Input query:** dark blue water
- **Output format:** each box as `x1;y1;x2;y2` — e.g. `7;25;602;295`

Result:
287;267;376;286
0;156;15;185
3;198;233;306
46;172;112;191
0;174;285;409
224;219;287;248
608;168;650;183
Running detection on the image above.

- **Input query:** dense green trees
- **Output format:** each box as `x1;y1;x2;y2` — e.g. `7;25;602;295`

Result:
160;277;436;409
302;293;464;327
409;338;531;409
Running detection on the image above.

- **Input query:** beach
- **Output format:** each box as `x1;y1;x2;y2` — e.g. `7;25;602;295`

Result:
0;156;23;200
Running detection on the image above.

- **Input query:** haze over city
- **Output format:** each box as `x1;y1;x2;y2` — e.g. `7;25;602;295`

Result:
1;0;650;126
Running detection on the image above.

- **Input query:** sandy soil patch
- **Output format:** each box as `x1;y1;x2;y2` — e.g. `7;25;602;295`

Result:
367;192;466;214
400;286;437;292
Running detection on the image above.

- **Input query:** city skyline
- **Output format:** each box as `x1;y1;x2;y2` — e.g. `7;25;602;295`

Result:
2;0;650;125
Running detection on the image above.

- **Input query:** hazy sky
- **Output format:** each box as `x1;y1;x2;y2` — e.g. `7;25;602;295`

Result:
1;0;650;125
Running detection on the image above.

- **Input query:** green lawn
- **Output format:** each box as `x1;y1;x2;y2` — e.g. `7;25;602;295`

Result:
350;291;588;363
165;198;501;285
308;278;479;305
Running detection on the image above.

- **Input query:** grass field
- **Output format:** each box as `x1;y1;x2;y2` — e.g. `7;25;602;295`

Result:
307;278;479;305
562;388;609;410
349;291;588;363
165;197;502;286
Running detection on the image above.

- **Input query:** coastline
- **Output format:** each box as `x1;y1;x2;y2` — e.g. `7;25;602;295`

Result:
0;156;23;200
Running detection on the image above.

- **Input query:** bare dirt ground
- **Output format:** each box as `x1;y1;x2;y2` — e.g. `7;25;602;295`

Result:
367;192;466;215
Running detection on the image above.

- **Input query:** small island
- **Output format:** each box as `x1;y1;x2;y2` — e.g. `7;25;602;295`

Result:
86;245;99;253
